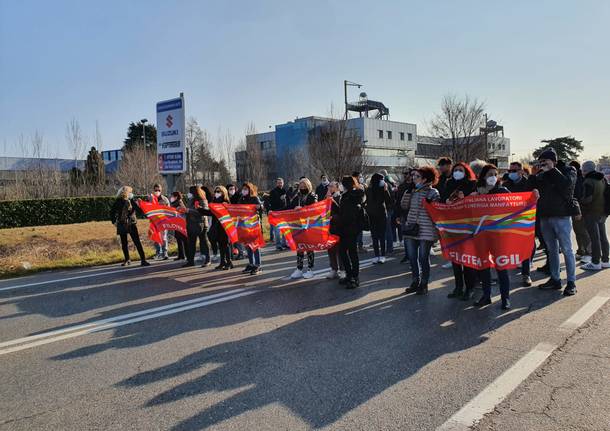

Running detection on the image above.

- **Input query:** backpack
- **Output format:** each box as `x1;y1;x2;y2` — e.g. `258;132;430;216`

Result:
603;179;610;216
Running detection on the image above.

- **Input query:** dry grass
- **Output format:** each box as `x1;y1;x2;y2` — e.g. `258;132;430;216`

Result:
0;221;160;279
0;215;272;279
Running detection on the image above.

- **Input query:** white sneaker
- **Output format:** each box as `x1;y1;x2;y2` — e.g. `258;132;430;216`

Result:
601;261;610;269
580;255;592;264
211;254;220;262
379;256;386;264
303;269;314;279
442;262;453;269
372;256;380;264
325;270;339;280
337;270;346;279
290;269;303;279
582;262;602;271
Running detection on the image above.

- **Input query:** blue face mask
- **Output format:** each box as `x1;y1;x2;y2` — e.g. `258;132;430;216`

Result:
508;172;520;182
415;182;424;189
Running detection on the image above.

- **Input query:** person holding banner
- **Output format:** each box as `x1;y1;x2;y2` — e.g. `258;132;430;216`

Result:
338;175;366;288
184;186;211;268
440;162;478;300
325;181;345;280
170;191;187;261
401;167;441;295
201;186;234;270
238;182;264;275
147;184;170;260
110;186;150;267
471;164;512;309
288;178;318;279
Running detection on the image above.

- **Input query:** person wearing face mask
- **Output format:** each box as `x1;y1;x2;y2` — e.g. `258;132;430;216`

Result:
324;181;346;281
237;182;264;275
365;173;394;264
288;178;318;279
183;186;211;268
226;183;245;260
401;167;441;295
147;183;170;260
439;162;479;299
110;185;149;267
394;169;416;263
503;162;537;287
470;164;513;309
169;191;187;261
337;175;366;288
226;184;240;205
527;149;579;296
315;175;330;203
568;161;592;263
352;171;367;252
198;186;234;270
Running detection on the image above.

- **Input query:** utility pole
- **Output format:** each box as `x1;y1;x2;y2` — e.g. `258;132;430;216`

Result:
344;80;362;120
141;118;148;191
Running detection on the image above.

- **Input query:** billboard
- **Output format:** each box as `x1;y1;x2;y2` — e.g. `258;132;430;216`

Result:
156;95;186;174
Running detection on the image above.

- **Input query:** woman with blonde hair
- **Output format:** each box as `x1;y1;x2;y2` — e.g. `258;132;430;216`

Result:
288;177;318;279
110;186;149;266
238;182;264;275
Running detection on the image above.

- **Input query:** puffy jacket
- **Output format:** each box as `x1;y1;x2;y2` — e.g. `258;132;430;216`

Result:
365;173;394;220
527;166;579;217
401;185;441;242
394;181;414;217
581;171;606;218
315;183;329;201
337;188;366;237
110;198;139;235
441;178;476;202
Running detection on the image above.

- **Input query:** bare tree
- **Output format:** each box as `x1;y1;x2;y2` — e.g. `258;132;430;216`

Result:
428;94;486;162
185;117;205;183
241;122;270;189
307;114;366;180
66;118;85;161
95;120;103;152
116;145;161;194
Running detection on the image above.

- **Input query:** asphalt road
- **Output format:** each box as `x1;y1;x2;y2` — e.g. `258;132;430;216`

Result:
0;241;608;431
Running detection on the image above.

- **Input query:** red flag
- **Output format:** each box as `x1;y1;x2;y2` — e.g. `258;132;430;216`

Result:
424;192;537;270
137;200;187;244
268;198;339;251
209;203;265;251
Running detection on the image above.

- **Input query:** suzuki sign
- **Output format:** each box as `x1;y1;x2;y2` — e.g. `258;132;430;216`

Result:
156;95;186;174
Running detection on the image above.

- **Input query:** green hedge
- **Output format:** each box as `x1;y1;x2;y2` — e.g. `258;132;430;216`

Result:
0;196;118;229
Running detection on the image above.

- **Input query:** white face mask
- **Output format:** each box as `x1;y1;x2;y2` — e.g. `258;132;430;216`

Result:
322;179;329;186
228;188;236;196
339;184;345;193
241;189;249;196
153;191;161;197
452;171;465;181
379;180;385;188
128;192;134;200
486;176;498;187
214;192;222;199
170;197;176;203
187;192;193;200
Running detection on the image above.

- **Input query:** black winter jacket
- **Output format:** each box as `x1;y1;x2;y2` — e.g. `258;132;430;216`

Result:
527;166;579;217
503;177;531;193
365;173;394;220
441;178;476;202
337;188;366;237
267;187;287;211
288;191;318;209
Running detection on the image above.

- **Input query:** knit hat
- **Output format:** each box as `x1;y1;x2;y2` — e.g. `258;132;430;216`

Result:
582;160;596;174
537;149;557;162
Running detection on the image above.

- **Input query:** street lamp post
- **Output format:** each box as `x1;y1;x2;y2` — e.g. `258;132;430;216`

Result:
141;118;148;191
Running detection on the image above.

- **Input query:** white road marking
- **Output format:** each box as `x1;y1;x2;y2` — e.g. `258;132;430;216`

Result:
436;342;556;431
560;292;610;330
0;289;254;356
0;261;176;292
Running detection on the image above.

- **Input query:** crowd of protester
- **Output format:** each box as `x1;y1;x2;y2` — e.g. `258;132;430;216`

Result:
111;148;610;310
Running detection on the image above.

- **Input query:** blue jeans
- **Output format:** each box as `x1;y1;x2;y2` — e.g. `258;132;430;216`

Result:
154;230;168;257
406;239;433;284
273;225;286;249
540;216;576;282
247;248;261;267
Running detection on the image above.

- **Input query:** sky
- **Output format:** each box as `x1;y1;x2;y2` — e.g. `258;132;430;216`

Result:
1;0;609;162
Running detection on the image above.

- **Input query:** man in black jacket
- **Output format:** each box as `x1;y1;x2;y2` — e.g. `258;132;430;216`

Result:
528;149;579;296
436;157;453;200
267;178;288;250
315;174;330;202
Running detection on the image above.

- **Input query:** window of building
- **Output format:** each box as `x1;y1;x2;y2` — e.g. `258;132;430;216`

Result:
387;131;392;139
407;133;413;141
378;130;383;139
400;132;405;141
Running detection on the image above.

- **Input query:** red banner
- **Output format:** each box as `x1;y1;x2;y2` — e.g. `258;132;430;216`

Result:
209;203;265;251
268;198;339;251
424;192;537;270
137;200;187;245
